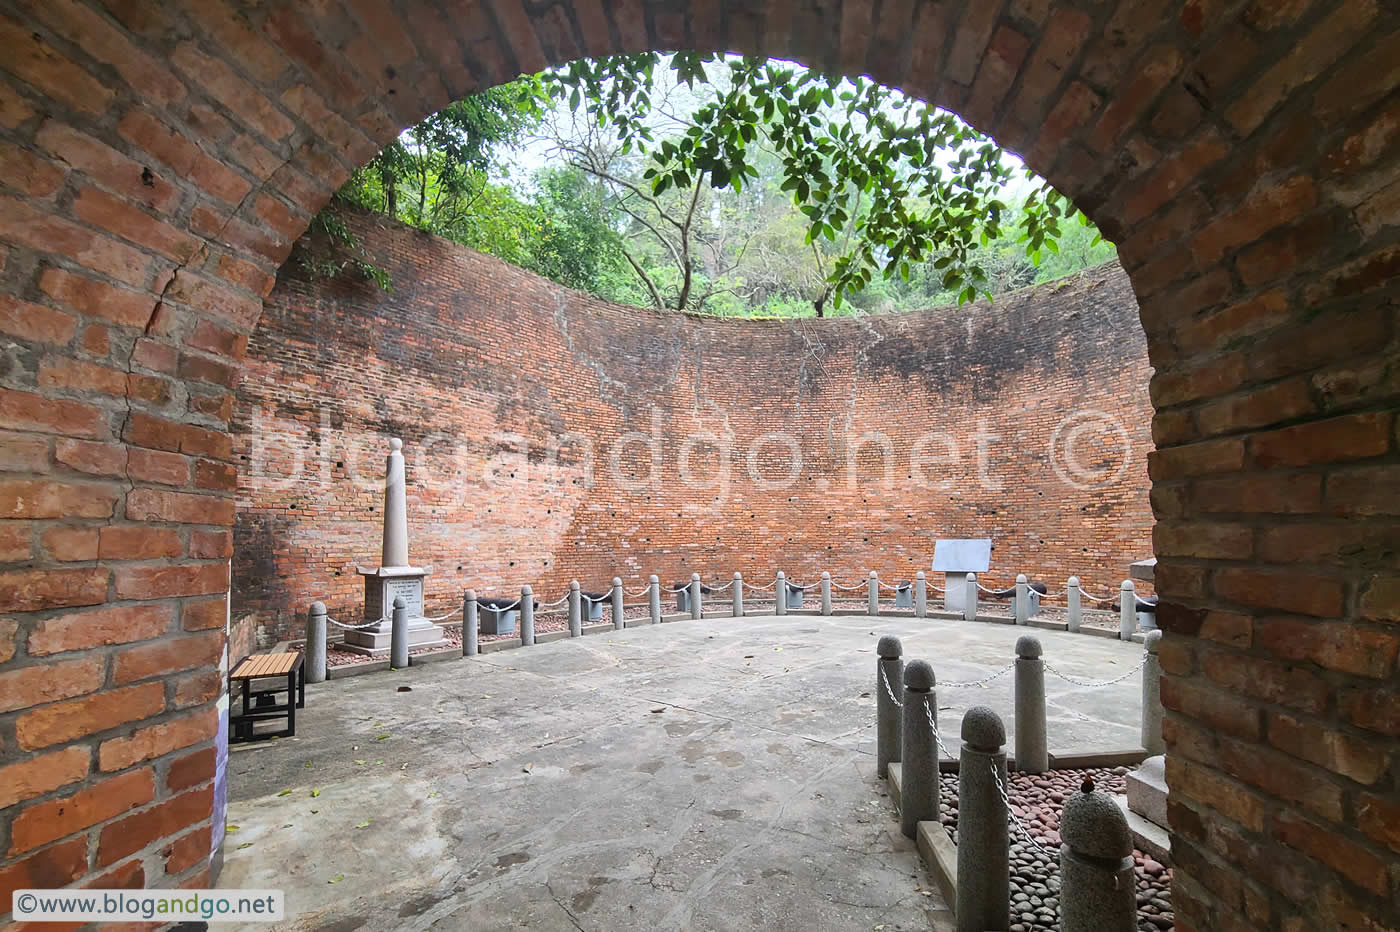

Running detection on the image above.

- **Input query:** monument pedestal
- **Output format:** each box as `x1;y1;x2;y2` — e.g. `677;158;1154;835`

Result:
342;565;448;656
1117;754;1171;863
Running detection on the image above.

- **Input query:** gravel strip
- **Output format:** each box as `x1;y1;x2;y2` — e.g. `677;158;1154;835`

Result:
937;766;1172;931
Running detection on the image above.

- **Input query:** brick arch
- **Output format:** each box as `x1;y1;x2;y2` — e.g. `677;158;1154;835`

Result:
0;1;1396;929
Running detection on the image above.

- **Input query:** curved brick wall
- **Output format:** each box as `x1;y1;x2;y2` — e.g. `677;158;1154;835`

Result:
233;208;1155;642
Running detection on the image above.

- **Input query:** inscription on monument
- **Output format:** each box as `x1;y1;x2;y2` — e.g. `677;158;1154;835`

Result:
365;576;425;620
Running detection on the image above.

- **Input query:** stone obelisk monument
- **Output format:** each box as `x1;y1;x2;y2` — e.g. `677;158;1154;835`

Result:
343;438;447;655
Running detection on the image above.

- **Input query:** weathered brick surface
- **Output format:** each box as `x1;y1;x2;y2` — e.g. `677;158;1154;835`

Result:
234;211;1156;645
0;0;1394;925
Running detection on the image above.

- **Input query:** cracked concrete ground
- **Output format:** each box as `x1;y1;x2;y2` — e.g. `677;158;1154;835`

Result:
218;614;1145;931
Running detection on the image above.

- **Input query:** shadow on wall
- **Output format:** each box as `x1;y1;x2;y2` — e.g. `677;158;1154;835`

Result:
233;207;1156;645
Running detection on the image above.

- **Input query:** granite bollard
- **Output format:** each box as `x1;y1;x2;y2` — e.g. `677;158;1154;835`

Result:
389;596;409;669
568;581;582;637
1066;576;1082;632
964;573;979;622
690;572;703;620
649;575;662;624
1142;629;1164;755
305;602;327;684
1119;579;1137;640
876;635;904;779
776;570;788;615
732;572;744;617
521;585;535;646
914;571;927;618
463;590;478;656
900;659;939;839
1014;635;1048;774
612;577;625;630
868;571;879;616
820;572;832;615
1059;782;1137;932
956;706;1010;932
1014;574;1029;625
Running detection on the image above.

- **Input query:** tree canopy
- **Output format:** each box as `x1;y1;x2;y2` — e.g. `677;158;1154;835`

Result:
318;54;1115;317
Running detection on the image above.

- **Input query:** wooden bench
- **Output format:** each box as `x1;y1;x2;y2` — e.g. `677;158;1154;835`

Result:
229;651;305;743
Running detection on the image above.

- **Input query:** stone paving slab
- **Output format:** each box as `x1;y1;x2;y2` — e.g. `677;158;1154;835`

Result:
219;614;1144;931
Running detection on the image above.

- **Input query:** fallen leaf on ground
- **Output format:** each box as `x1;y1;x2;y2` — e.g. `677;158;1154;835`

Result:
225;825;239;833
650;707;665;713
328;876;343;884
277;789;292;797
237;843;254;850
523;763;533;773
355;819;371;828
311;789;321;798
375;733;391;740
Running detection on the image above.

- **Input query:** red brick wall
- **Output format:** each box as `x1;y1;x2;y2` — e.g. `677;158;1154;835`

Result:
232;208;1156;643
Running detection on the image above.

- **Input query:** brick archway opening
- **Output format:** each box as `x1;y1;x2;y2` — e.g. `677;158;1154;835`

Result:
0;2;1396;929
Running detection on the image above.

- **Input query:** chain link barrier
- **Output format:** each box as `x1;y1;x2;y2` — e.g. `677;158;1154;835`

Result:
422;605;462;622
991;759;1058;855
1044;654;1147;688
325;615;388;630
880;663;903;708
938;664;1015;689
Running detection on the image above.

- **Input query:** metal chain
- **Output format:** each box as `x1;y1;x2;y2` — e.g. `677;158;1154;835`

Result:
928;583;946;593
924;696;954;761
625;584;651;596
880;664;903;708
537;594;571;608
878;580;906;592
938;663;1015;689
422;605;462;622
1044;654;1147;688
747;578;779;591
1079;587;1118;603
991;761;1057;855
710;580;734;591
325;615;387;630
831;580;866;591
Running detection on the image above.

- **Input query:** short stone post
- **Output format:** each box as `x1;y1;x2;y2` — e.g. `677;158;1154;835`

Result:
463;590;478;656
649;575;662;624
876;635;903;779
956;706;1010;932
1119;579;1137;640
914;571;927;618
820;572;832;615
1014;574;1030;625
689;572;703;620
868;571;879;615
568;581;582;637
390;596;409;669
612;577;625;630
520;585;535;646
732;572;744;617
1014;635;1048;774
776;570;788;616
964;573;979;622
900;660;939;839
305;602;327;684
1059;783;1137;932
1066;576;1081;632
1142;629;1164;755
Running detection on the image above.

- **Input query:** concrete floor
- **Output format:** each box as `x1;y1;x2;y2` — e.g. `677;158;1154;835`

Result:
218;614;1145;931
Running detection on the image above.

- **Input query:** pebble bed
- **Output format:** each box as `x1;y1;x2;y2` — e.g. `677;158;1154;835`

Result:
937;766;1173;931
